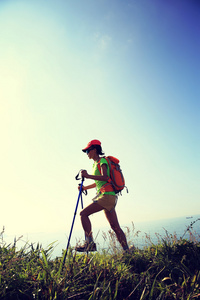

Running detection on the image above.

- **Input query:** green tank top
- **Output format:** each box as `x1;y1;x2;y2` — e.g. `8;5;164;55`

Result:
92;157;115;195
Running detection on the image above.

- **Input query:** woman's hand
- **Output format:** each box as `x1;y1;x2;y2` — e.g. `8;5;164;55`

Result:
78;185;85;191
81;169;89;178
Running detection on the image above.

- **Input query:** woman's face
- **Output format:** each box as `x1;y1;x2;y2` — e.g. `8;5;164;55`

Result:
87;148;96;159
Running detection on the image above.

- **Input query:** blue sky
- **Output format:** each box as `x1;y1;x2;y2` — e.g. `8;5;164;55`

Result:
0;0;199;240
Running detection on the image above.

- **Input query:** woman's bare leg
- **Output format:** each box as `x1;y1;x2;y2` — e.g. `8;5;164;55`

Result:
104;208;129;250
80;202;104;239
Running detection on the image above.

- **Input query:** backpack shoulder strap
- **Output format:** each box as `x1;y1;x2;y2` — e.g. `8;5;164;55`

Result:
97;159;101;174
97;156;109;175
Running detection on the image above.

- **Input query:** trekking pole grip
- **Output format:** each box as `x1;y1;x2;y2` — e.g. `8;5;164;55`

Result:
79;183;87;195
75;170;87;195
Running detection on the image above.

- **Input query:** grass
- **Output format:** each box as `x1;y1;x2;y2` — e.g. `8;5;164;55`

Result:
0;219;200;299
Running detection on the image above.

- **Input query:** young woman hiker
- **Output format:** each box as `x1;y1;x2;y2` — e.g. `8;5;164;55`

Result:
75;139;129;252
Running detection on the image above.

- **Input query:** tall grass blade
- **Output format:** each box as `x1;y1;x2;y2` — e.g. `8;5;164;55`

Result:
149;267;165;300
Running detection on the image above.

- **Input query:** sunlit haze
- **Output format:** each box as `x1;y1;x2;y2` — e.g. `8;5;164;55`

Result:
0;0;199;242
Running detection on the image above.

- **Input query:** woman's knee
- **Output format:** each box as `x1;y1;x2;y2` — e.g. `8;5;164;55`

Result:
80;209;87;217
80;203;103;218
80;207;92;217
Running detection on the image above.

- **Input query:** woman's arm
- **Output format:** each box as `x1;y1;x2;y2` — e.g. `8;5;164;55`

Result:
81;164;108;181
82;183;96;190
78;183;96;191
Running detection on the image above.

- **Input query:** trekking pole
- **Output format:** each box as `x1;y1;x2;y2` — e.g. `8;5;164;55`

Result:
62;170;87;267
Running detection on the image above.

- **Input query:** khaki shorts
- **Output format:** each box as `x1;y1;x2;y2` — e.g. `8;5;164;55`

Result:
95;194;117;212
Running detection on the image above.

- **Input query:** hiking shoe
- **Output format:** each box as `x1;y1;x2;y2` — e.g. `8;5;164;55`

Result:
75;241;97;252
123;245;136;255
129;245;136;253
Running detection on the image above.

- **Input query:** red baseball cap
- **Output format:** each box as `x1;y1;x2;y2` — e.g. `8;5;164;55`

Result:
82;139;101;152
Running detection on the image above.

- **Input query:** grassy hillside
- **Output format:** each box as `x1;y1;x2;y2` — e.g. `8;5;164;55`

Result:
0;221;200;300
